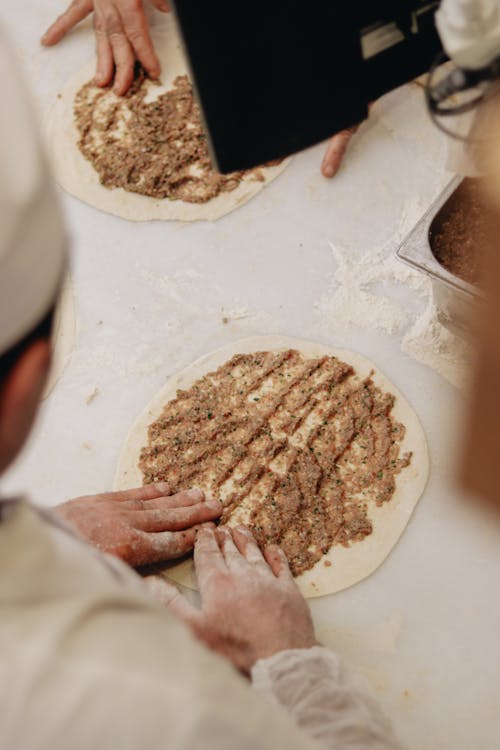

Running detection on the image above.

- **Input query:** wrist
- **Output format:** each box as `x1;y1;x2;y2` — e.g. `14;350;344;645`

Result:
252;636;320;667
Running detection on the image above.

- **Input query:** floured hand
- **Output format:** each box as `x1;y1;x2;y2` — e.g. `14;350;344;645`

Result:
42;0;169;95
146;525;318;674
55;485;221;566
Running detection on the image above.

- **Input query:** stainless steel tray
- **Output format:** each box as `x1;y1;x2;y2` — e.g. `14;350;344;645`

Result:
396;177;482;338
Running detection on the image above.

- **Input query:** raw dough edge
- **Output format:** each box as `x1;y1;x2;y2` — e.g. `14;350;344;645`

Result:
42;274;75;400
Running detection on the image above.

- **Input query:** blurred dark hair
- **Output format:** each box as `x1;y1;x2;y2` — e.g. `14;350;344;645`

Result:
0;306;55;385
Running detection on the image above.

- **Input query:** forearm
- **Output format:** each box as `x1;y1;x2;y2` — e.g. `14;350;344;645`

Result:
251;646;403;750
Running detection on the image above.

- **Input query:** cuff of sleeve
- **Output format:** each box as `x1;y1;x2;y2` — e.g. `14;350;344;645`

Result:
251;645;341;692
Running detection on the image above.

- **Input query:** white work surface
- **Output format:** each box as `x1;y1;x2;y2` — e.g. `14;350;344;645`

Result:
3;6;500;749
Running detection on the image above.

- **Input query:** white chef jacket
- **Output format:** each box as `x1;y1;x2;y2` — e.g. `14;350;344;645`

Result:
0;499;402;750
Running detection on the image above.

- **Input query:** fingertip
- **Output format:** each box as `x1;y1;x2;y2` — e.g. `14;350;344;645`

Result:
264;543;289;576
205;496;222;514
266;542;280;554
148;62;161;81
218;525;232;539
113;67;133;96
94;72;108;87
113;80;126;96
154;481;172;495
234;524;251;535
186;487;205;502
322;162;336;178
41;29;58;46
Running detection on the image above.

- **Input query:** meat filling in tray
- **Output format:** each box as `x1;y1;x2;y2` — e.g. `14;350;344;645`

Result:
429;178;491;286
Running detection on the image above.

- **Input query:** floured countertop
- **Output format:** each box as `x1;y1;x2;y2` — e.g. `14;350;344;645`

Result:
2;6;500;749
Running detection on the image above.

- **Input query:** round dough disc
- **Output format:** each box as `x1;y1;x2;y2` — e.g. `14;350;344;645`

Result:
114;336;429;598
44;19;290;222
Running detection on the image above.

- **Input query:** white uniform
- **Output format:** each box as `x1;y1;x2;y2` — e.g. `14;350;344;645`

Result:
0;500;401;750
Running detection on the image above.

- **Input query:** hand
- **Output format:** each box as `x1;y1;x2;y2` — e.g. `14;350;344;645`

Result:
146;525;317;674
55;484;221;566
42;0;170;95
321;125;359;178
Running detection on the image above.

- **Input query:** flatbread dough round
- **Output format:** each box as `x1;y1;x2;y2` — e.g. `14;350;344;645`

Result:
114;336;429;597
42;275;75;400
44;19;290;222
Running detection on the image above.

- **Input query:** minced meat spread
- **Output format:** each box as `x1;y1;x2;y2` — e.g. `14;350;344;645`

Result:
139;350;411;577
74;68;269;203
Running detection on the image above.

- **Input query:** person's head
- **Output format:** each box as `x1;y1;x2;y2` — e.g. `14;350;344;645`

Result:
0;307;55;474
0;29;68;477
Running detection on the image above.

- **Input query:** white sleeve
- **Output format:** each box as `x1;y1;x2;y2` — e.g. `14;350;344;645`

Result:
251;646;403;750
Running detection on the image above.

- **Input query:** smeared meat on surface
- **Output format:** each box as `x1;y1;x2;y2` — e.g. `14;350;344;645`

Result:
139;350;411;576
74;69;276;203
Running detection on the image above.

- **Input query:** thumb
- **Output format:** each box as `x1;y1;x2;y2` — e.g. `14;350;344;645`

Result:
144;575;202;630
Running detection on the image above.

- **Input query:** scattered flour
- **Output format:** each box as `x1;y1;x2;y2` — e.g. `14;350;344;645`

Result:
401;299;472;392
315;230;472;392
315;241;427;336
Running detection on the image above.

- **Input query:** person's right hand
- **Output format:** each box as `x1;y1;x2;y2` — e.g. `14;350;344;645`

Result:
146;525;318;674
42;0;170;95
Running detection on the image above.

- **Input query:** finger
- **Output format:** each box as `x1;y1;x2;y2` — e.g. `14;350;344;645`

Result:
146;521;217;559
108;482;176;504
264;544;294;581
101;8;136;95
232;525;270;569
120;1;161;79
194;527;227;590
149;0;170;12
42;0;94;46
122;488;206;511
144;576;200;626
130;498;222;532
216;526;249;571
321;127;358;178
94;28;114;86
134;527;196;563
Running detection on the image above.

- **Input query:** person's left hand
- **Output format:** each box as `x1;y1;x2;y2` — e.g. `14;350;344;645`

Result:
55;484;222;566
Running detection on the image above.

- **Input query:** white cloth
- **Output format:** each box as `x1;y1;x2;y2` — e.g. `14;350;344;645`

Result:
0;27;67;355
0;499;402;750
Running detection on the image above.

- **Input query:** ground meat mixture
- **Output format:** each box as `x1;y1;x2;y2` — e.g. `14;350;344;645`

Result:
139;350;411;577
74;68;270;202
430;178;491;286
